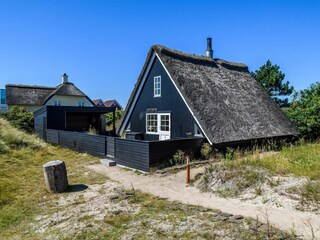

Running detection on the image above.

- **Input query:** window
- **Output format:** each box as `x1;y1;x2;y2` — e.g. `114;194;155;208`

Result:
146;114;158;133
160;114;170;131
194;124;203;136
146;113;170;134
79;101;84;107
54;100;61;106
154;76;161;97
0;89;5;104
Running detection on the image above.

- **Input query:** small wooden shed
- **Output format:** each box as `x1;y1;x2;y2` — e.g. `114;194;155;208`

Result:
34;106;116;140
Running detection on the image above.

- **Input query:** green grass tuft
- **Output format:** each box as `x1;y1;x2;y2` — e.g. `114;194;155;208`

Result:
245;142;320;180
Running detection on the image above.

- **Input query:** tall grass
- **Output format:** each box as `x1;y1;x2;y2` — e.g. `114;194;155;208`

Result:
245;143;320;180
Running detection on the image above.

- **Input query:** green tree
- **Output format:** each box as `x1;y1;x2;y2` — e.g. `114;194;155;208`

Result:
105;110;123;131
285;82;320;141
252;60;294;107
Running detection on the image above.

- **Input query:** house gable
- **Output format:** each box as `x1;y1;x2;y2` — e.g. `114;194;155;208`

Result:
119;54;204;140
45;95;94;107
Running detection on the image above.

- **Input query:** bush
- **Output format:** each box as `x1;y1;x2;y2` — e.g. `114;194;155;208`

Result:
105;110;123;131
200;143;212;160
170;150;187;165
1;106;34;133
285;82;320;141
0;139;8;154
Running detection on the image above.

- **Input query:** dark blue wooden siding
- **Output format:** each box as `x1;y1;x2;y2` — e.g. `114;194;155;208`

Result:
126;57;199;140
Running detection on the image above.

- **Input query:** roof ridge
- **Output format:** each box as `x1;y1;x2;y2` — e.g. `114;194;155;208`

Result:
5;84;56;89
152;44;248;71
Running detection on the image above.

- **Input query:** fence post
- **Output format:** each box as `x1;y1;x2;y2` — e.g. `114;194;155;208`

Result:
105;136;107;156
114;137;116;158
186;156;190;184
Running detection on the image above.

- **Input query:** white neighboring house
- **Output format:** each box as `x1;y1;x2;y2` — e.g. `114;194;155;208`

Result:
0;88;8;112
5;74;95;112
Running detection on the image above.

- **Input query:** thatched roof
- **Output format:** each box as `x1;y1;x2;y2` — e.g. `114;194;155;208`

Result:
6;84;56;105
6;82;94;106
43;82;90;104
119;45;299;144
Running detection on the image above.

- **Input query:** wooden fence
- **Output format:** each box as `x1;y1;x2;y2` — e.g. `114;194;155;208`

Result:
46;129;204;172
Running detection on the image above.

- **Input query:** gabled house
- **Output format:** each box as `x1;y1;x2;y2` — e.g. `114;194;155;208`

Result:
6;74;95;112
92;99;105;107
92;99;123;110
104;100;123;110
118;39;299;146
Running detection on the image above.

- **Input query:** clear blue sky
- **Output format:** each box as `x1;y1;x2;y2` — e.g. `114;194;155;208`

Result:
0;0;319;107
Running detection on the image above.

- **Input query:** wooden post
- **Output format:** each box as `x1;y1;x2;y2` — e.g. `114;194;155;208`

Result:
43;160;69;193
112;110;116;135
186;157;190;184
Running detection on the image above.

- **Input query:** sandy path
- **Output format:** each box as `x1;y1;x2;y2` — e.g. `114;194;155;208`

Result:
88;164;320;239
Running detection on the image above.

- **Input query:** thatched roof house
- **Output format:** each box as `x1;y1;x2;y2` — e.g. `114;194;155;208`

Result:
6;74;95;112
118;40;299;145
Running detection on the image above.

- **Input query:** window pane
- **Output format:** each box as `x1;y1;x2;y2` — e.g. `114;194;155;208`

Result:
160;115;170;132
147;114;158;132
154;76;161;96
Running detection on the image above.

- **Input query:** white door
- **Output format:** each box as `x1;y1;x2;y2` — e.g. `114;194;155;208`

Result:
159;113;170;140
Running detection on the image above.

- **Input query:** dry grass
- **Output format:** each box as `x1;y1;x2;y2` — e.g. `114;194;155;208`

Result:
0;118;104;239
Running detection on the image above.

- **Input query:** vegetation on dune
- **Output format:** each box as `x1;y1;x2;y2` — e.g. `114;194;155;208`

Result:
199;142;320;210
0;118;297;239
66;190;294;240
246;142;320;180
0;118;104;239
0;106;34;133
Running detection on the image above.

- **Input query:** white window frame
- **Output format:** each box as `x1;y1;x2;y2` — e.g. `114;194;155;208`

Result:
146;113;158;133
54;100;61;106
79;101;84;107
146;113;170;135
153;76;161;97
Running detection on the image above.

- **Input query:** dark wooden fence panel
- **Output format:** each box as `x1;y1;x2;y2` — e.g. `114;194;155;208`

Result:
46;129;106;157
45;129;204;172
34;111;46;139
77;133;106;156
47;129;59;144
114;138;150;172
107;137;115;157
149;137;205;167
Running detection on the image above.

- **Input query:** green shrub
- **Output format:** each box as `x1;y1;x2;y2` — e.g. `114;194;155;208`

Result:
170;150;187;165
200;143;212;160
225;147;235;161
105;110;123;131
285;82;320;141
0;139;8;154
2;106;34;133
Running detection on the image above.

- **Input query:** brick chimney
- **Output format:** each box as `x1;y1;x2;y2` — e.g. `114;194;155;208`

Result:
62;73;68;84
